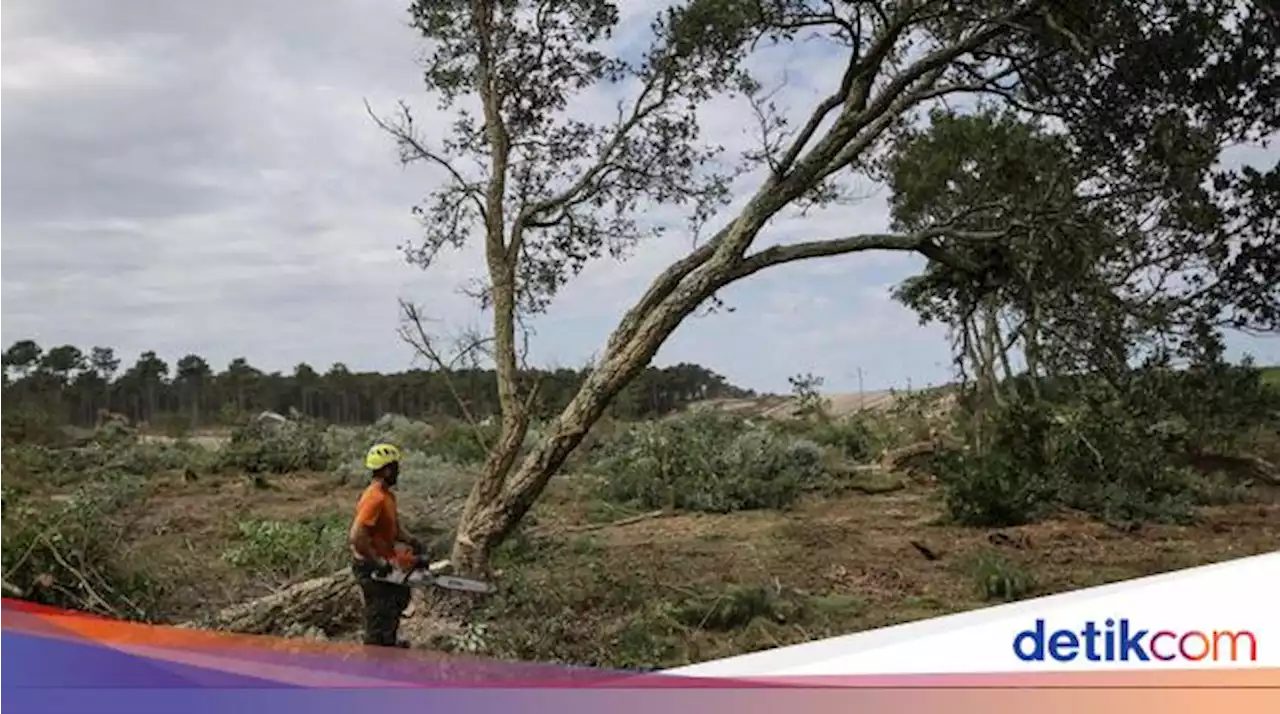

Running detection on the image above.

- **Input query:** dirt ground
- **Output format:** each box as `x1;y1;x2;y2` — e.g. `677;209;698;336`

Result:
113;464;1280;665
536;476;1279;611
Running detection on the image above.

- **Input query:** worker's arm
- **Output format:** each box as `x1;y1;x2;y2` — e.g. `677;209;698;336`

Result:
396;523;424;554
349;496;385;563
349;522;382;562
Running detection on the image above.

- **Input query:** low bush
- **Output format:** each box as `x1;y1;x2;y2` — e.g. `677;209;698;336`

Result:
351;414;439;454
221;516;348;583
1;477;165;619
1;405;69;447
805;419;875;461
934;448;1053;527
2;433;213;494
933;357;1279;528
669;584;801;631
860;389;945;452
422;419;504;464
596;412;824;513
216;417;335;474
967;551;1036;601
329;415;514;473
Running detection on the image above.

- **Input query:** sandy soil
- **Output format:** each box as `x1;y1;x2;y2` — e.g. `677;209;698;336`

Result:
693;388;956;419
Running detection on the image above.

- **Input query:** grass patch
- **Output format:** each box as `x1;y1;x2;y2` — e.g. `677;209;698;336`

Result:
221;515;348;584
965;550;1037;602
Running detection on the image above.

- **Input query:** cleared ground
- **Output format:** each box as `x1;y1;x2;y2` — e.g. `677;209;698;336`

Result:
113;459;1279;665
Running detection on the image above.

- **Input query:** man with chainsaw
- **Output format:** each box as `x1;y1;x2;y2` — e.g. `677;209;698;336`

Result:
349;443;424;648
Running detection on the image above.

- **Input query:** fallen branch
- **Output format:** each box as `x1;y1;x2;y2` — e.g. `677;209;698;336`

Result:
3;579;24;597
559;510;670;534
40;536;122;619
3;511;76;580
1184;451;1279;485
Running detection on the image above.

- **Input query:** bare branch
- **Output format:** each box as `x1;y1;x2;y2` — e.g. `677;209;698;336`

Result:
364;99;488;220
396;299;492;453
745;77;792;175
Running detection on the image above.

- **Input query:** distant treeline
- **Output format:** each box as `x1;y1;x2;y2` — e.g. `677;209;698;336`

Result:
0;339;756;429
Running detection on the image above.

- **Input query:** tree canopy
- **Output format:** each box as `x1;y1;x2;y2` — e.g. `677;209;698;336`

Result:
376;0;1276;572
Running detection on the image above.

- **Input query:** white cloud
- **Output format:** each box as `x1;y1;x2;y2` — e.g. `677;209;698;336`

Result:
2;1;1275;394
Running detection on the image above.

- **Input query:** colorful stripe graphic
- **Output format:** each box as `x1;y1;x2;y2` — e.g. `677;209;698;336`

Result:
4;598;1278;713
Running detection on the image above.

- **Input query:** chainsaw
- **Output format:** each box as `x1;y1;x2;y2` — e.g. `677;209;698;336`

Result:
369;553;497;595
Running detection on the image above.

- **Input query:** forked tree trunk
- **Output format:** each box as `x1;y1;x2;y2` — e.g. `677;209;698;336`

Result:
449;349;652;574
448;243;744;575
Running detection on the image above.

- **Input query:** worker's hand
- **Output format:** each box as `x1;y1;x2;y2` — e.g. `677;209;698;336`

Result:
406;536;425;555
357;557;393;578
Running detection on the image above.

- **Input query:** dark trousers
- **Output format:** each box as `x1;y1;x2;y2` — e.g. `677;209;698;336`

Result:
353;565;411;647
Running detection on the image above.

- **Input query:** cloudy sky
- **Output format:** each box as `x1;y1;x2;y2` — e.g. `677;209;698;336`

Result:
3;0;1276;394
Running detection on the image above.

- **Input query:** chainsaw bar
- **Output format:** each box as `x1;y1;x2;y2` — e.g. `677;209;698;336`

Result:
371;567;496;595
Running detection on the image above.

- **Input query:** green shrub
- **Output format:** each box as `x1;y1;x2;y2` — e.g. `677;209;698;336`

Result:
936;449;1053;527
365;414;439;453
597;412;823;513
968;551;1036;601
1;435;213;492
932;364;1262;528
670;584;800;631
1;405;69;447
934;399;1056;527
221;516;348;581
1260;366;1280;392
216;417;335;474
1;477;164;619
330;416;511;471
423;419;503;464
806;419;874;461
861;389;942;452
1130;357;1280;456
1044;396;1198;525
111;439;214;475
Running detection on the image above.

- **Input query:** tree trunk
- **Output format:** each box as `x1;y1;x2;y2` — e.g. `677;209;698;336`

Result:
978;303;1004;405
962;314;989;454
1022;302;1044;399
449;254;739;575
450;370;623;574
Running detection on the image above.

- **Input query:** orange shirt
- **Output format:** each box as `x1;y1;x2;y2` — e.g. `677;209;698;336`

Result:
352;482;399;560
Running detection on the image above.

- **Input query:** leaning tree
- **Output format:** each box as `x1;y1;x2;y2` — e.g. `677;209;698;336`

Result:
371;0;1279;574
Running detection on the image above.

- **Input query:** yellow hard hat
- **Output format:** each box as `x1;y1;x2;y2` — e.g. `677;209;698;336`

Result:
364;443;403;471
